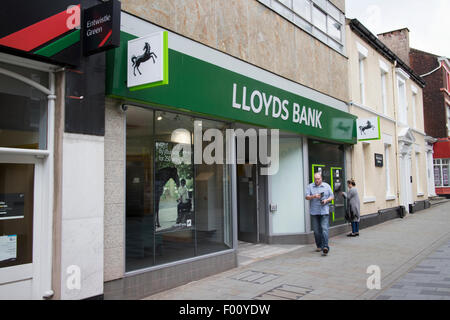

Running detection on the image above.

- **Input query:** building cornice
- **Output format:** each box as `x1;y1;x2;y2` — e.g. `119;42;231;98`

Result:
349;101;396;123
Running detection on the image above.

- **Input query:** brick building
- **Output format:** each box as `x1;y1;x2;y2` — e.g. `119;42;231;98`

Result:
410;50;450;196
378;29;450;197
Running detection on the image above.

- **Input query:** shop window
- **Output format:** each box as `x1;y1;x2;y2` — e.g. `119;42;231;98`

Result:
125;106;232;272
434;159;449;187
0;62;48;150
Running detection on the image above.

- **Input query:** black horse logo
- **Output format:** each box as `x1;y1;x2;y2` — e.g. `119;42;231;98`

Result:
131;42;157;76
359;120;375;135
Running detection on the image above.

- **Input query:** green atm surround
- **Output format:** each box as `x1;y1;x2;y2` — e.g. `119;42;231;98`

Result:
311;164;345;224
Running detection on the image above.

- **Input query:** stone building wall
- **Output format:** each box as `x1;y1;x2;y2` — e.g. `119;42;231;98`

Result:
121;0;349;102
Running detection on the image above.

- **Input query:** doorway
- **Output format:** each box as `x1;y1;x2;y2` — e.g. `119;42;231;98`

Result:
235;126;268;244
0;58;53;299
400;153;413;213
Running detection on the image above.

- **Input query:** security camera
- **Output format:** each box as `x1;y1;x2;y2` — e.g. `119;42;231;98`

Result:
120;104;128;112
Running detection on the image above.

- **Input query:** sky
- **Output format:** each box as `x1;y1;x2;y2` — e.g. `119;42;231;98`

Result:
345;0;450;58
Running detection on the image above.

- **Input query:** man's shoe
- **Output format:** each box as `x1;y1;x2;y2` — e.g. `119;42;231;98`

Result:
316;248;322;252
322;247;329;255
347;233;355;237
354;233;359;236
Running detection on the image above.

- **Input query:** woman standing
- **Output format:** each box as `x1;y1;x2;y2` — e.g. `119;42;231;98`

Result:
342;179;361;237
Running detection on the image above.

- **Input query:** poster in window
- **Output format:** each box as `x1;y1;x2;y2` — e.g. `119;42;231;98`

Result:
434;165;441;186
0;193;25;220
0;235;17;263
155;141;194;233
443;166;449;186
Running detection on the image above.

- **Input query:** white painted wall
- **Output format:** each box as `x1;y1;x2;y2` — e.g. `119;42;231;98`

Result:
60;133;104;300
270;138;305;234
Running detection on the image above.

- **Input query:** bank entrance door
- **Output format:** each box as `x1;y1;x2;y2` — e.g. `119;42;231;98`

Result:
237;163;267;243
235;126;268;244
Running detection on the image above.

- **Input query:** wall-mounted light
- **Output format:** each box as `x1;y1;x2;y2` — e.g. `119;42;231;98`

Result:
157;116;163;121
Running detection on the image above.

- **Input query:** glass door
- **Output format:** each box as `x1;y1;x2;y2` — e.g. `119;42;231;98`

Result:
237;163;258;243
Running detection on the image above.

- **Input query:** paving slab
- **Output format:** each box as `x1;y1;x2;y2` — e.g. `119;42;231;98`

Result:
144;202;450;300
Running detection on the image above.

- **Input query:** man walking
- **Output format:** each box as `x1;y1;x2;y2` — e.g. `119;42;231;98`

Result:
305;172;334;256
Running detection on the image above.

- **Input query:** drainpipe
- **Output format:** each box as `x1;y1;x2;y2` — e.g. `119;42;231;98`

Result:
392;60;402;212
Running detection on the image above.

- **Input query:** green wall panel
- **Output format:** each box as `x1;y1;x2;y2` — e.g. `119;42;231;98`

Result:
107;32;356;144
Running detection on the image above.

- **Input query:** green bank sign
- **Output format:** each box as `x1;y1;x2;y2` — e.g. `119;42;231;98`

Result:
106;32;357;144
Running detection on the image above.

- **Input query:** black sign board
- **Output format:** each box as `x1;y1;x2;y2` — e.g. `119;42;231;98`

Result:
0;193;25;220
375;153;383;167
82;0;120;56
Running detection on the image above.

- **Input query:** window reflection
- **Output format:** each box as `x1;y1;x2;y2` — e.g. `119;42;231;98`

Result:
125;107;232;272
0;62;48;150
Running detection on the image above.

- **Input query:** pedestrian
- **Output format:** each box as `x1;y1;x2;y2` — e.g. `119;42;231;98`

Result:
176;179;189;224
305;172;334;256
342;178;361;237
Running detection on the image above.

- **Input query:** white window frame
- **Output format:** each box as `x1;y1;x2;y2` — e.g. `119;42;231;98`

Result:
434;159;450;187
0;53;56;299
380;60;389;115
397;78;407;126
357;42;368;106
411;85;418;129
415;151;423;196
396;69;410;126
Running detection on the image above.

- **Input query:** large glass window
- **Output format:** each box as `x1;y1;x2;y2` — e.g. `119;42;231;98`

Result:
0;62;48;150
125;106;232;272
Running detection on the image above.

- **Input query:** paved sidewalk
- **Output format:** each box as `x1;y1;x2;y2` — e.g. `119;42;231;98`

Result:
375;237;450;300
144;202;450;300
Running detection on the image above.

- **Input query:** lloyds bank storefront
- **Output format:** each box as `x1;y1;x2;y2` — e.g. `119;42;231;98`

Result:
103;12;357;299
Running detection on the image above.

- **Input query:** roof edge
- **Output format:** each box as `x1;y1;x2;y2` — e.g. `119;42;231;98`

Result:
349;19;426;88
